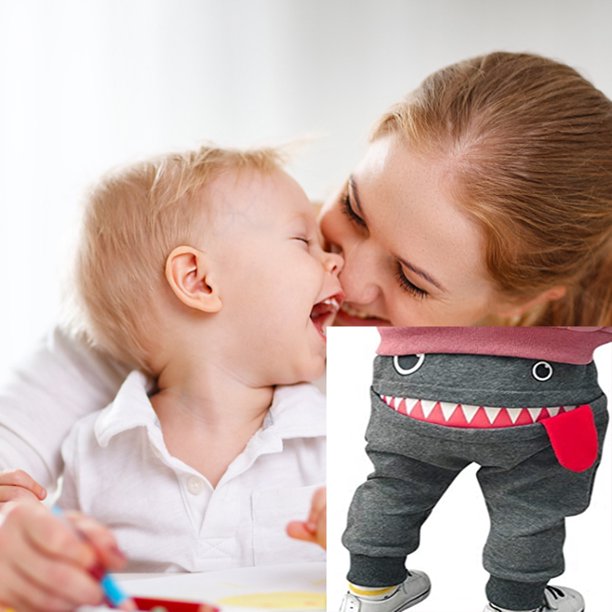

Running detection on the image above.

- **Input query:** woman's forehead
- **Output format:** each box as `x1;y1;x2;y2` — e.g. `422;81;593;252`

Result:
354;135;490;289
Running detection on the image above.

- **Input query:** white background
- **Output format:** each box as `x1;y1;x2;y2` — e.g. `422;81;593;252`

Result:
327;328;612;611
1;0;612;374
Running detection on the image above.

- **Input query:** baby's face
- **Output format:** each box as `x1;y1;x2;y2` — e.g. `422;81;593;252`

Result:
203;167;344;385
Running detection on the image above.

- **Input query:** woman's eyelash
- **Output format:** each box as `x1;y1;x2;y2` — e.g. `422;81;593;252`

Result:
394;263;428;299
340;191;367;228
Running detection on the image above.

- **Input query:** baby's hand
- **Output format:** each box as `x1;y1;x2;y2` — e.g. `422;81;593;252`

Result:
0;500;130;611
0;469;47;504
286;486;326;550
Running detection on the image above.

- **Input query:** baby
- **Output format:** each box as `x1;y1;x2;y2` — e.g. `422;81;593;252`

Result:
0;145;341;608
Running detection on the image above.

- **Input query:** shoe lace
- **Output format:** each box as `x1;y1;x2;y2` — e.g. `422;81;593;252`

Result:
535;585;566;611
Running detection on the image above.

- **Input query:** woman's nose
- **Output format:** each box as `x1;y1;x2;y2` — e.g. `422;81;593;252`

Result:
340;243;381;304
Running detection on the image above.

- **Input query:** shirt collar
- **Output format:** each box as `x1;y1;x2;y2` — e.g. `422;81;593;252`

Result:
94;372;325;447
94;370;158;446
262;382;326;439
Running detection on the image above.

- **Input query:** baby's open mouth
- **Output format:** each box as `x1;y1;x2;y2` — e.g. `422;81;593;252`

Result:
310;293;343;339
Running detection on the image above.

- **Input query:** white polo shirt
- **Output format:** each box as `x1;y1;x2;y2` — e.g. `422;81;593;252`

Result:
58;371;326;572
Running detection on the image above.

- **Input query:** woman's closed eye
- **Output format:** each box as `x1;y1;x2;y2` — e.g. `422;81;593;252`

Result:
394;262;428;299
340;190;367;229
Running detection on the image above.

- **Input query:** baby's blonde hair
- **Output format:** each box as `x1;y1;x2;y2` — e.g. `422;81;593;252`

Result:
373;52;612;325
75;145;285;373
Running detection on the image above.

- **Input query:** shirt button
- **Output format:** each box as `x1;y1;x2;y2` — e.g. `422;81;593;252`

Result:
187;476;205;495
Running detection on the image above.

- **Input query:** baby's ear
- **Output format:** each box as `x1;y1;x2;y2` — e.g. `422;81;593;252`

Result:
165;246;222;313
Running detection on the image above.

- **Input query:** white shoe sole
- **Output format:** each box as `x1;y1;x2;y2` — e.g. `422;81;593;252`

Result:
389;586;431;612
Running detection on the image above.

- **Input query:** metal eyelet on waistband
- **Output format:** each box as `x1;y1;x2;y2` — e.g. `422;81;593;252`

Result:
393;353;425;375
532;360;553;381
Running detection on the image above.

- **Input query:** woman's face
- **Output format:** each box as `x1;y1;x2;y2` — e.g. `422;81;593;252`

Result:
319;133;508;326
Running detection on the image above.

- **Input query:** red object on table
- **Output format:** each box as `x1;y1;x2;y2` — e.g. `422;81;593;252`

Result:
133;595;217;611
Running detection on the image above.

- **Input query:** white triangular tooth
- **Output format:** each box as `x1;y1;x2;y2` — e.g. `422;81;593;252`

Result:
484;406;501;424
389;396;398;409
528;408;542;422
461;404;479;423
403;398;419;414
548;407;560;417
420;399;437;418
440;402;457;421
564;405;576;412
394;398;405;413
507;408;522;424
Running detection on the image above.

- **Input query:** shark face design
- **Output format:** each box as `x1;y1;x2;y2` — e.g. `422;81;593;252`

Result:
374;353;577;429
378;393;577;429
372;352;602;472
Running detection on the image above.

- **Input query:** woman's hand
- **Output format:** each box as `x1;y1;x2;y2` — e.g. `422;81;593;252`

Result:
0;469;47;505
286;486;326;550
0;500;129;612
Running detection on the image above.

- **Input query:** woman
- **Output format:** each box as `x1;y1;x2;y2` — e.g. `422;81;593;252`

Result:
322;52;612;326
0;51;611;611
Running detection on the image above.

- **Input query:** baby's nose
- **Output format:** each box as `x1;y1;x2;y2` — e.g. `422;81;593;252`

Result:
324;251;344;275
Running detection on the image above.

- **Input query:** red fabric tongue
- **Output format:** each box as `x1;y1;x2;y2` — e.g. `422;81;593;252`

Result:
542;404;598;472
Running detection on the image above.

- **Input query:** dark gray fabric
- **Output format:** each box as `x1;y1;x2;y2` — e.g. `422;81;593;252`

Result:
343;354;608;610
372;353;601;407
486;577;548;611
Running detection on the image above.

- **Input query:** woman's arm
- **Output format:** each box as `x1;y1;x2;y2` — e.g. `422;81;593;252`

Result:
0;327;127;490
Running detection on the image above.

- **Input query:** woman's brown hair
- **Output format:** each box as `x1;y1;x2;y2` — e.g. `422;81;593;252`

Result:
373;52;612;325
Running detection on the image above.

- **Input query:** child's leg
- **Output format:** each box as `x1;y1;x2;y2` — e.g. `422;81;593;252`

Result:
343;440;466;587
342;452;459;586
477;396;608;610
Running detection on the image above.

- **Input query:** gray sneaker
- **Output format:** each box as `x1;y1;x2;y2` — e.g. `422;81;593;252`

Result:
339;571;431;612
483;585;585;612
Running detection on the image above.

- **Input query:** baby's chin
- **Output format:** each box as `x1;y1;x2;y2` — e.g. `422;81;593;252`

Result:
307;360;326;383
273;359;326;388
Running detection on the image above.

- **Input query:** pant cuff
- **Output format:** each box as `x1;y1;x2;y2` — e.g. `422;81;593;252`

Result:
347;554;407;587
486;576;548;610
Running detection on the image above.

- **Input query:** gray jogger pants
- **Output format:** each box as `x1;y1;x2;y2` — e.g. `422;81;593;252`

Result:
343;353;608;610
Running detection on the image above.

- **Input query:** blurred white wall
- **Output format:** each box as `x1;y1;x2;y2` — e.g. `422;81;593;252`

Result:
1;0;611;371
